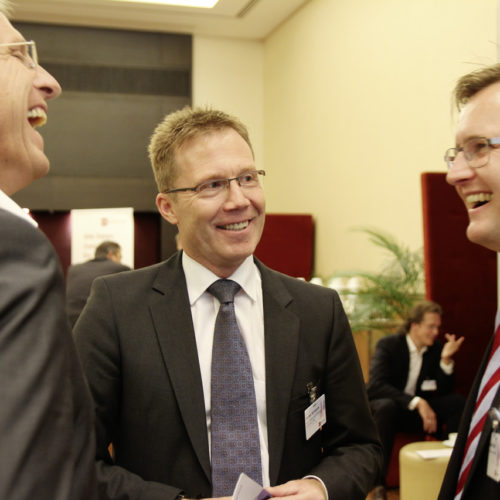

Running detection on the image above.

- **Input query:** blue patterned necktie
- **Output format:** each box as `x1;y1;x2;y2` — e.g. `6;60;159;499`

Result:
208;279;262;496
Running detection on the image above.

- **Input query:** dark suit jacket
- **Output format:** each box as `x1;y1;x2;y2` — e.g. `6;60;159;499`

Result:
439;331;500;500
0;209;97;500
66;257;130;328
367;333;454;407
74;252;382;500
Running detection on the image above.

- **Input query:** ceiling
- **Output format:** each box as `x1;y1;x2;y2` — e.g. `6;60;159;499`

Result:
12;0;309;40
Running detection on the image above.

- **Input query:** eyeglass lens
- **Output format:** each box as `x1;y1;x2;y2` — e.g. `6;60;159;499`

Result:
445;137;490;169
0;41;37;68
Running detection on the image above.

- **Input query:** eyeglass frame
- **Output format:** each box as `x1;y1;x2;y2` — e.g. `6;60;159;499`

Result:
444;136;500;170
164;169;266;197
0;40;38;69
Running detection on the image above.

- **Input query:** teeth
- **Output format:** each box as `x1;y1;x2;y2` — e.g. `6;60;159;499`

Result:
466;193;493;208
223;221;249;231
27;108;47;128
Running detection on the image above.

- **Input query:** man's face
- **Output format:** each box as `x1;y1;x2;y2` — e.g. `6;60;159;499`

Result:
447;81;500;252
0;14;61;195
409;312;441;350
156;128;266;278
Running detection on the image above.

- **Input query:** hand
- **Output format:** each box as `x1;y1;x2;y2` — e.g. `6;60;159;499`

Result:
416;398;437;434
441;333;465;364
265;478;326;500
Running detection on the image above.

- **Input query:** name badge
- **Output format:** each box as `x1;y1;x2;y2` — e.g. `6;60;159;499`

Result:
487;433;500;482
487;407;500;482
421;379;437;391
304;394;326;440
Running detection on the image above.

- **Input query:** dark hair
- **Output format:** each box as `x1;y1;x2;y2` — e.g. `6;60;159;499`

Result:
94;241;121;259
402;300;442;333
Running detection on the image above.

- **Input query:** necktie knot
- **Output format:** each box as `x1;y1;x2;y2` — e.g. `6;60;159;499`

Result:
208;279;240;304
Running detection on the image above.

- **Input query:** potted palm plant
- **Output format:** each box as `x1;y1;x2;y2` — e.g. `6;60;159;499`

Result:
328;227;425;352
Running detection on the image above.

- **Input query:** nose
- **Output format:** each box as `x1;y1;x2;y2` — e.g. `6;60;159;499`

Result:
224;178;251;208
35;64;62;100
446;152;475;186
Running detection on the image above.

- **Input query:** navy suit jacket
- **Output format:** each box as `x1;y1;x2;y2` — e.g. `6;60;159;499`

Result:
439;330;500;500
74;252;382;500
367;333;454;408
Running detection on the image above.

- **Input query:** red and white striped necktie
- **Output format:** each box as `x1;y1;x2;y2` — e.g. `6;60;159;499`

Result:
454;323;500;500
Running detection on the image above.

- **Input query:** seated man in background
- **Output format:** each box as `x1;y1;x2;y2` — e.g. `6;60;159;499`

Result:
0;1;96;498
66;240;130;328
367;300;465;500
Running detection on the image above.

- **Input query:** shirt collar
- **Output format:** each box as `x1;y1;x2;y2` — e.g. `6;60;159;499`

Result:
406;333;428;355
0;189;37;227
182;252;260;305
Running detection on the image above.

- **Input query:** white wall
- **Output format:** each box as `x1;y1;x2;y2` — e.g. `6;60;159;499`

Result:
263;0;498;278
192;35;264;172
192;0;498;279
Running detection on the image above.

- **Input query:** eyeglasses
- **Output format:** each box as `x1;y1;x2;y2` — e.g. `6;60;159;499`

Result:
444;136;500;170
165;169;265;198
0;40;38;69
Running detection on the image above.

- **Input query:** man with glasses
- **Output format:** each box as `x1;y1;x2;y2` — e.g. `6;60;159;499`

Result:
438;65;500;500
75;106;382;500
0;1;96;499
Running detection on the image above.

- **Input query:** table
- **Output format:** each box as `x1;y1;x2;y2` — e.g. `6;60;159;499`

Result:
399;441;452;500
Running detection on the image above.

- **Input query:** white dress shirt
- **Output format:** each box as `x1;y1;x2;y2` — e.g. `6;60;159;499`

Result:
0;189;37;227
405;334;453;410
182;252;270;487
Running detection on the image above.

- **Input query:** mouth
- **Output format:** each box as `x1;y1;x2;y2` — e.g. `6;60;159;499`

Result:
465;192;493;209
217;220;250;231
27;107;47;128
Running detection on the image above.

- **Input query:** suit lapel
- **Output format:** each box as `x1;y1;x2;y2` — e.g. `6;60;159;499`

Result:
258;261;300;485
398;335;411;389
149;254;211;482
463;331;500;494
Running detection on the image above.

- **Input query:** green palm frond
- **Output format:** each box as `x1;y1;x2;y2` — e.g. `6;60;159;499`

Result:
329;227;424;333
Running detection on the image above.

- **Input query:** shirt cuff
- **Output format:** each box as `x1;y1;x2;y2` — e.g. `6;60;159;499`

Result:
440;359;454;374
303;475;328;500
408;396;421;410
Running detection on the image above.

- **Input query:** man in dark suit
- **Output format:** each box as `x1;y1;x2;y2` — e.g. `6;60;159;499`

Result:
438;65;500;500
66;240;130;328
74;107;383;500
367;301;465;499
0;2;97;499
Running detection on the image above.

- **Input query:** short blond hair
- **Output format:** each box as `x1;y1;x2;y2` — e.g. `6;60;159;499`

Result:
453;64;500;111
148;106;253;192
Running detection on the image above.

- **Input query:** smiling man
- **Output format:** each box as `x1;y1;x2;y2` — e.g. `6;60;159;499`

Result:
438;65;500;500
367;301;465;500
0;1;96;499
74;106;382;500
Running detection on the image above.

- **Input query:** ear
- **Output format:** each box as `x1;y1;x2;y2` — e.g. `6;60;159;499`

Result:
156;192;179;225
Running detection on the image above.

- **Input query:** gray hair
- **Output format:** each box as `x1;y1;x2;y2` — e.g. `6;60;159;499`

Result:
0;0;13;17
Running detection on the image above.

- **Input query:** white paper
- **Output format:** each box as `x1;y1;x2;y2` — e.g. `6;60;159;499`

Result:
232;473;271;500
415;448;452;460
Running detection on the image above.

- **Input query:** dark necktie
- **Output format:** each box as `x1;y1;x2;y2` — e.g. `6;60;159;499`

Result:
208;279;262;496
455;323;500;499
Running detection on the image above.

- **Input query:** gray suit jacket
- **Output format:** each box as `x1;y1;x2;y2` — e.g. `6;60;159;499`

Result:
0;208;97;500
75;252;382;500
66;257;130;328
